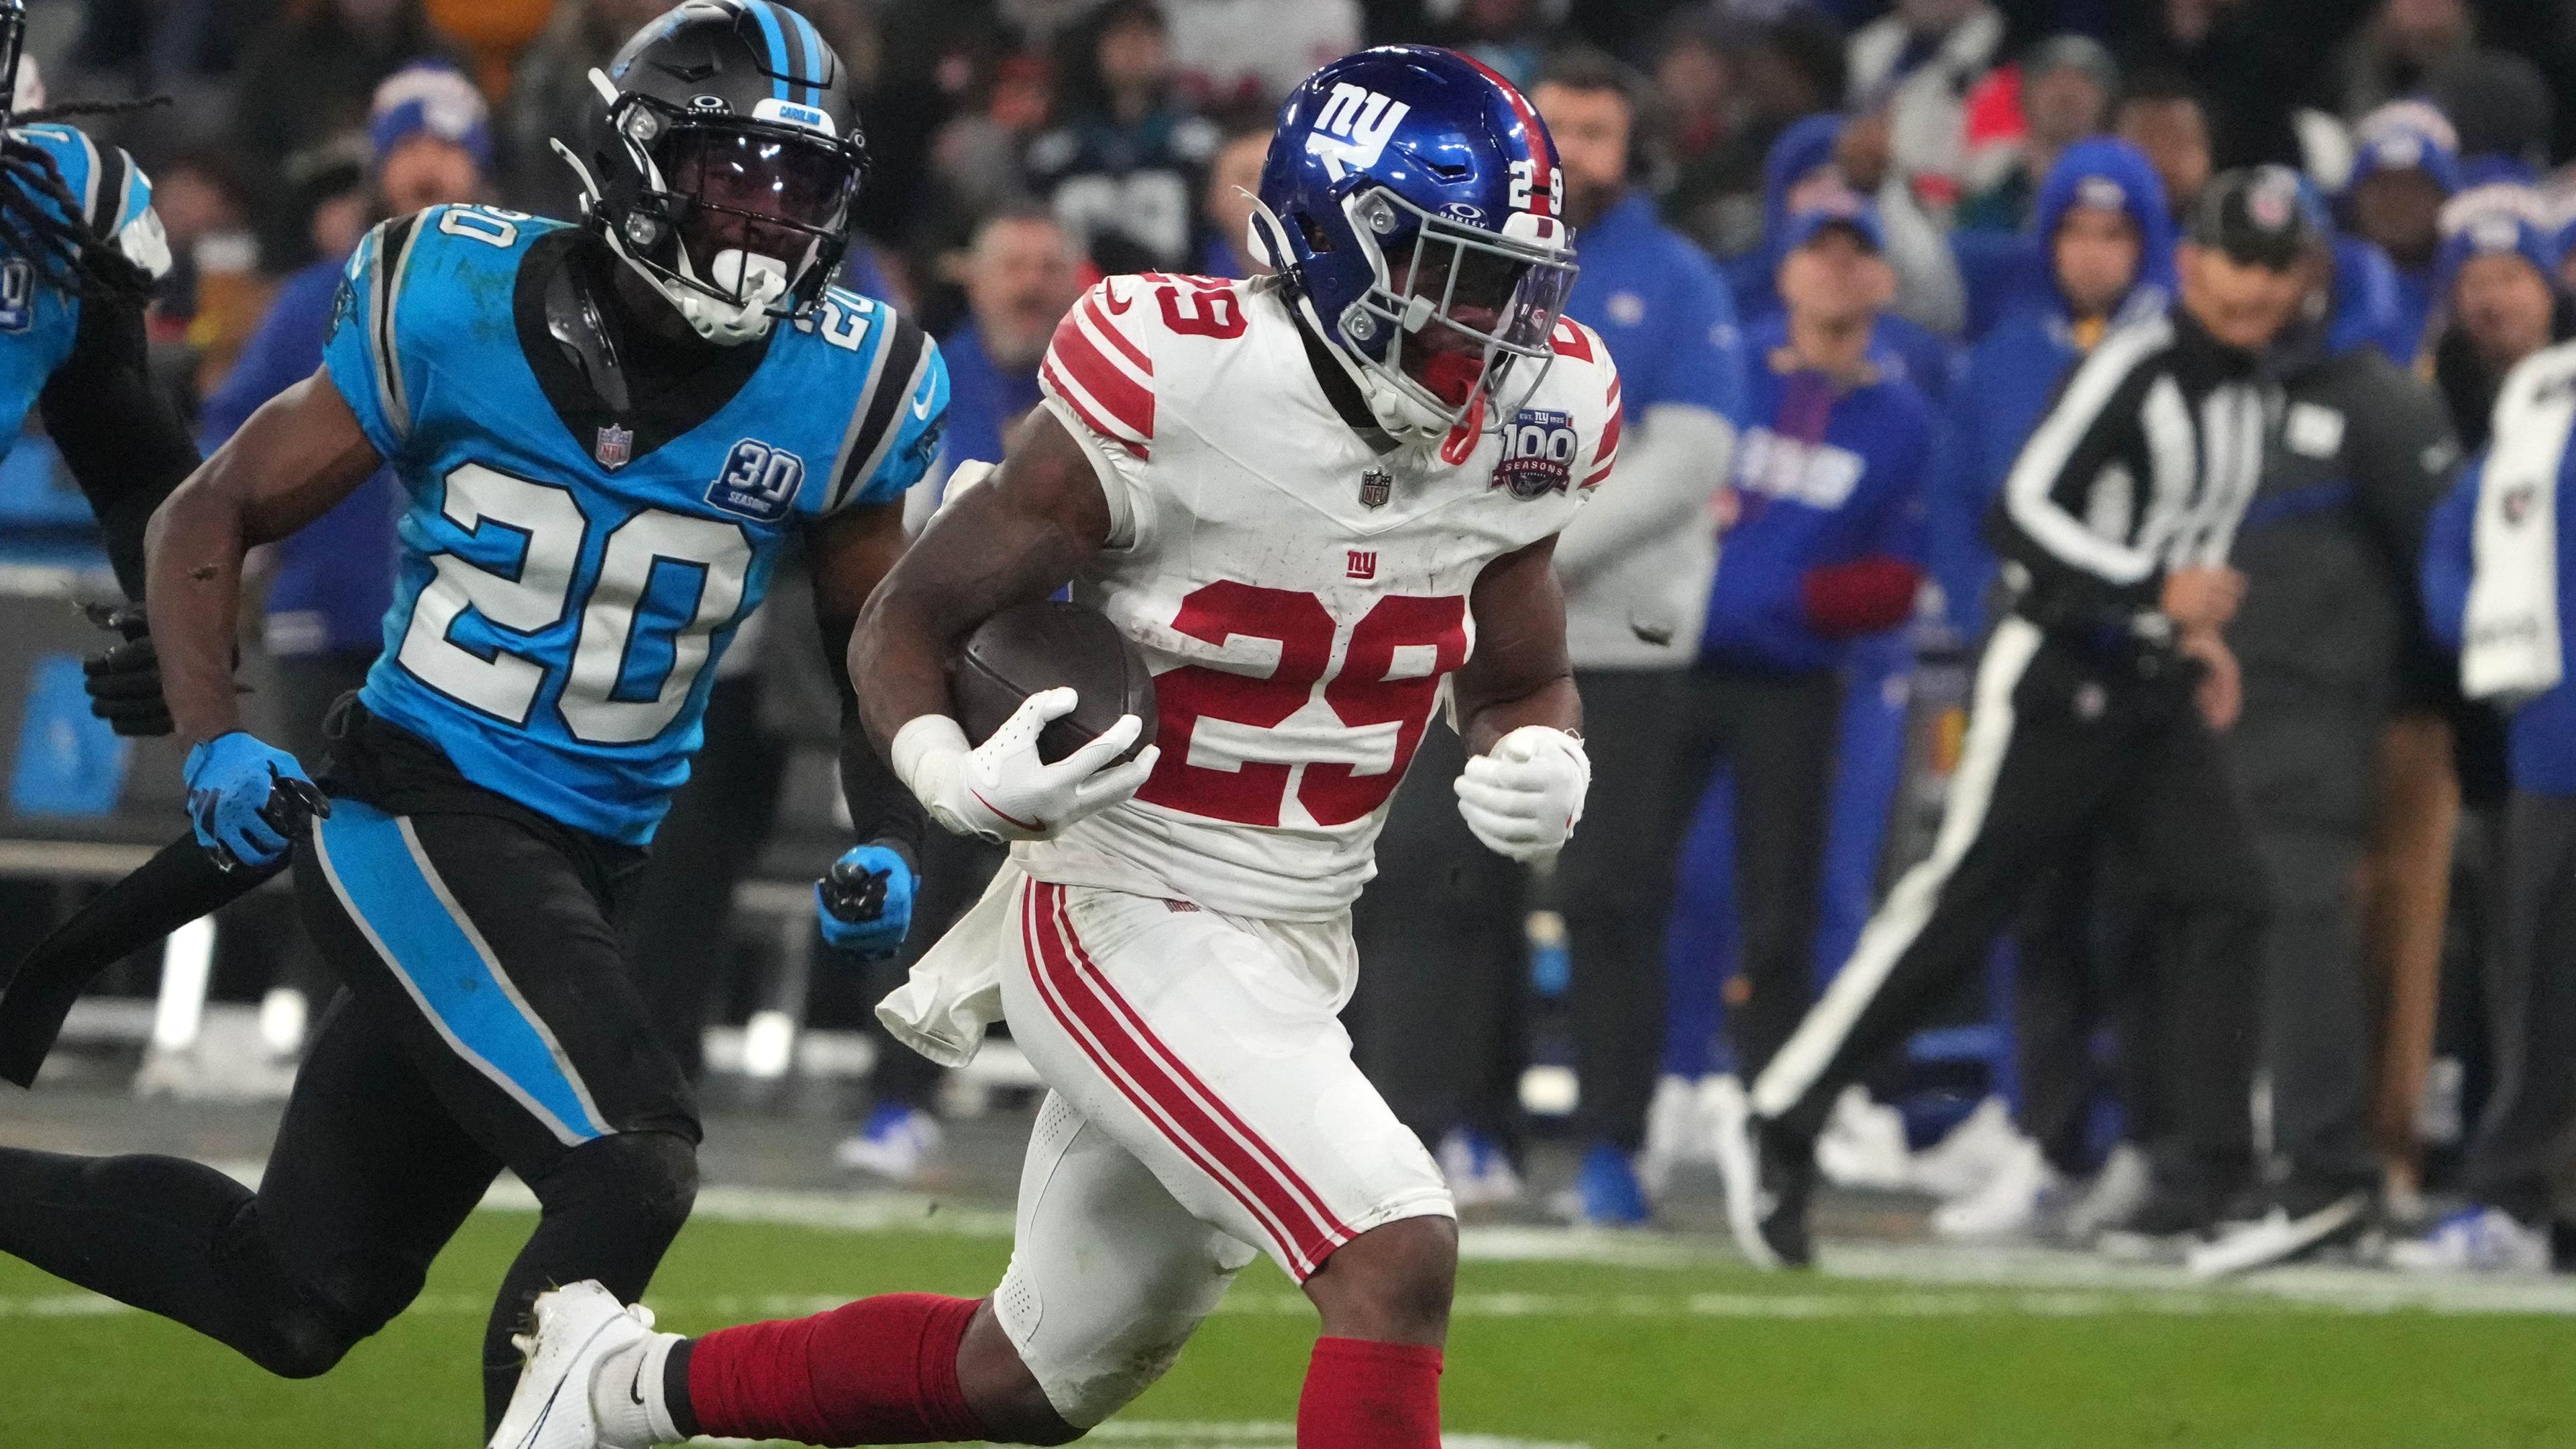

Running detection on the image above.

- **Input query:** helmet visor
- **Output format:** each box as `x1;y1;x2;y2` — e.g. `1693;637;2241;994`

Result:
661;124;857;277
1344;189;1578;419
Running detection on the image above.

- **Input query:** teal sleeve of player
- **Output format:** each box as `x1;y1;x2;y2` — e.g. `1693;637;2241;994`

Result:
319;217;421;461
849;339;951;509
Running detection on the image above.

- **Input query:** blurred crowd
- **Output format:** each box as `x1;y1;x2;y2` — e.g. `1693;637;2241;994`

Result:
13;0;2576;1269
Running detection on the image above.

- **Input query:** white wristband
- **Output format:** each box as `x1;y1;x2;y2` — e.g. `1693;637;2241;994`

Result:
891;714;973;799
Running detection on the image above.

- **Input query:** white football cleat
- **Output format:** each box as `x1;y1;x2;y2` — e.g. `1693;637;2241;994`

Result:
2387;1205;2553;1275
1639;1075;1715;1197
489;1281;658;1449
1931;1135;2059;1241
1908;1095;2022;1200
833;1102;946;1184
1817;1084;1914;1191
2063;1142;2153;1244
1435;1127;1525;1209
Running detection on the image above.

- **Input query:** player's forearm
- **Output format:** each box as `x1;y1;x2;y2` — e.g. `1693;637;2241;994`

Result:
145;374;384;747
838;698;924;867
1457;674;1580;757
143;477;252;747
851;412;1112;753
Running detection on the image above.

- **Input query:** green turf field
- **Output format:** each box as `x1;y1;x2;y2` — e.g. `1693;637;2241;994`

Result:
2;1205;2566;1448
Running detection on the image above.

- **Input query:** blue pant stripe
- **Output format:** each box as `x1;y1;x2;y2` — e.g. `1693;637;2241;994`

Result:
311;800;610;1145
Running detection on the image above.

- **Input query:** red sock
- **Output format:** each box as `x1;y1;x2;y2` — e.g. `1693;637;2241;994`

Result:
683;1293;985;1446
1297;1336;1443;1448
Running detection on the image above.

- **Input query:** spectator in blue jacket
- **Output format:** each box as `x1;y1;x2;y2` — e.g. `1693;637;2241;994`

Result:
2400;338;2576;1274
1934;138;2170;639
911;206;1083;525
1527;50;1746;1226
1674;196;1932;1116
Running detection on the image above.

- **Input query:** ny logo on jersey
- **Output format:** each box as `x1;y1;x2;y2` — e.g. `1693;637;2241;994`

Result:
1734;426;1864;511
0;258;34;334
1305;83;1410;181
1347;549;1377;580
1492;409;1577;500
706;439;807;523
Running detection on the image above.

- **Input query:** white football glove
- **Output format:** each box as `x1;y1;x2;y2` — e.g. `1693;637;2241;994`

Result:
1453;725;1589;862
892;690;1159;844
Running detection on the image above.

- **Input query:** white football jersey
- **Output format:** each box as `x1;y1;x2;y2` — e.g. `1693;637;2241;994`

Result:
1018;272;1623;920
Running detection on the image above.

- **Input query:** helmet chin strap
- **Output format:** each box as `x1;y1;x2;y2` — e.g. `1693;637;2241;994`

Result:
665;246;790;343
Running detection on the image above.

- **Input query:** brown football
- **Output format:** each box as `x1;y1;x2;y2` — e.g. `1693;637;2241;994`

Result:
952;599;1159;765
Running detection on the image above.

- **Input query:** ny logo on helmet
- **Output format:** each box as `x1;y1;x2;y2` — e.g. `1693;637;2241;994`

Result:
1306;83;1410;181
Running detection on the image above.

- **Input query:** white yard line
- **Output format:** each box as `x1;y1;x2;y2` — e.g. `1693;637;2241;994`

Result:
149;1169;2576;1317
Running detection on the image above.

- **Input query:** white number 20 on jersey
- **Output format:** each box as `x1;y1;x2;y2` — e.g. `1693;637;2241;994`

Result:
396;462;751;744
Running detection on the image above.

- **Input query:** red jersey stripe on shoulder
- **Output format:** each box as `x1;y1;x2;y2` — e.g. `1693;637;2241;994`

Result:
1041;357;1150;460
1081;282;1154;371
1584;381;1623;491
1045;304;1155;453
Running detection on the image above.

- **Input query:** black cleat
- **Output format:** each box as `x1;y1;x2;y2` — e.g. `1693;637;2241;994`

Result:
1714;1095;1816;1269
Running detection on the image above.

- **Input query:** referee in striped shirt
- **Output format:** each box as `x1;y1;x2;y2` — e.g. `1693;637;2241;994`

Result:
1718;168;2319;1267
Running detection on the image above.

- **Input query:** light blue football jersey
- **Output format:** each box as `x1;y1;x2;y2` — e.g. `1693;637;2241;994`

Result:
323;205;948;843
0;124;160;446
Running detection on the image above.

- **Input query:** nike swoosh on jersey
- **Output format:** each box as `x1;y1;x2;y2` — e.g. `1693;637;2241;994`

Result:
912;387;935;420
1102;281;1133;315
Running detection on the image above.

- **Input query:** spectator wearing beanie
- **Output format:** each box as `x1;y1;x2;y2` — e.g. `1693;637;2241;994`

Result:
2426;185;2573;454
2344;101;2465;362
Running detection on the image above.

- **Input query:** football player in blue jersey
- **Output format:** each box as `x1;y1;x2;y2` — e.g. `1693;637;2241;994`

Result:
0;0;203;736
0;3;947;1434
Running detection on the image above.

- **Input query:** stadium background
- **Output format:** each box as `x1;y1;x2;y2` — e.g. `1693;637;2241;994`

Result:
2;0;2575;1442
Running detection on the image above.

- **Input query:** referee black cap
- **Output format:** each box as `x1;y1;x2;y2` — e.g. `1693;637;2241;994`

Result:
2188;165;2318;271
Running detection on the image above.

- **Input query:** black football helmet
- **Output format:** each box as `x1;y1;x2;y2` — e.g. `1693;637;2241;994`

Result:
561;0;867;343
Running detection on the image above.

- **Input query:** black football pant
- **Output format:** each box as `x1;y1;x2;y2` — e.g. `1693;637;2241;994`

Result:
2462;791;2576;1224
0;784;699;1435
1748;619;2270;1205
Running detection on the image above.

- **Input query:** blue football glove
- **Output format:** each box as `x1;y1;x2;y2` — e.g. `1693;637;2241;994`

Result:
816;843;916;959
182;731;329;873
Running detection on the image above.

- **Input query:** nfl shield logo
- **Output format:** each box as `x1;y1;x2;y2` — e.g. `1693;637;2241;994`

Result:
594;424;635;470
1358;468;1392;508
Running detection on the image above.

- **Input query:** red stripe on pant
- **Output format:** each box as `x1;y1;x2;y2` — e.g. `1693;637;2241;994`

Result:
1041;884;1357;1251
1019;882;1350;1277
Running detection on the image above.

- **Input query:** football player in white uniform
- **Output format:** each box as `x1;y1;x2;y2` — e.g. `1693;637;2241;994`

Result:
493;45;1620;1449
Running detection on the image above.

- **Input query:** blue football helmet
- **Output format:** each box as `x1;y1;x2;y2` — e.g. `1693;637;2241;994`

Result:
1249;46;1579;440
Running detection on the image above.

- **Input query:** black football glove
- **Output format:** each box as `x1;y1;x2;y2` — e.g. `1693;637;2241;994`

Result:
81;602;173;737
